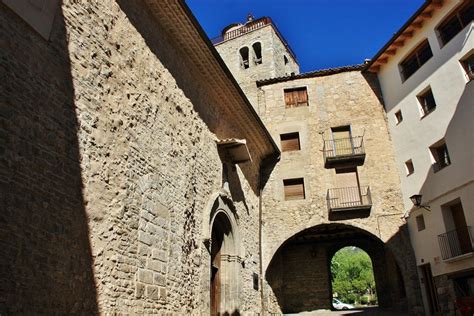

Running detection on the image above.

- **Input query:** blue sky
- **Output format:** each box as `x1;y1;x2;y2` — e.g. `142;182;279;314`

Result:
186;0;425;72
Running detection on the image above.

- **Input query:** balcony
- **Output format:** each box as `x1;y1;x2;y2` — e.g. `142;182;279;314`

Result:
323;136;365;168
438;226;473;260
327;186;372;220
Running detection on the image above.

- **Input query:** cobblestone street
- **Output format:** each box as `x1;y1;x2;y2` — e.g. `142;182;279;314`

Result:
285;307;408;316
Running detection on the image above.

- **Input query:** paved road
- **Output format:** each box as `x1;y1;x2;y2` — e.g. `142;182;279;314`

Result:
284;306;408;316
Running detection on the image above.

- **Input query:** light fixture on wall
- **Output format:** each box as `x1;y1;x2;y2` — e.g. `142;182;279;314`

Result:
410;194;431;211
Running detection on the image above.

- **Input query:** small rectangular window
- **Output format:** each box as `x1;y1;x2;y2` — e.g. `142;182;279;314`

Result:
437;1;474;46
395;110;403;124
400;40;433;81
283;178;305;200
461;54;474;81
430;141;451;172
280;132;301;152
253;273;259;290
284;87;308;108
405;160;414;176
417;88;437;117
416;215;426;231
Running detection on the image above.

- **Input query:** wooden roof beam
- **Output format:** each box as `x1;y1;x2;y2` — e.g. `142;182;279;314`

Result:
386;49;397;55
401;30;414;39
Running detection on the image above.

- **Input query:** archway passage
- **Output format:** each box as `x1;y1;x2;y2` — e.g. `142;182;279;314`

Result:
210;211;236;316
266;224;407;314
330;247;377;308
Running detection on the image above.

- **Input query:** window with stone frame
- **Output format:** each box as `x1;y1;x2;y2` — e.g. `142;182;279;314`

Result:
280;132;301;152
283;178;305;200
400;40;433;81
417;88;437;117
284;87;308;108
437;1;474;46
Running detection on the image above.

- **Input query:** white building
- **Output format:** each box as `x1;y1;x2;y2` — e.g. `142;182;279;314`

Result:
366;0;474;315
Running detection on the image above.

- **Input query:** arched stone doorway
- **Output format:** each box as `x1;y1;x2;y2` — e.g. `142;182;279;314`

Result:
266;224;408;314
209;208;240;315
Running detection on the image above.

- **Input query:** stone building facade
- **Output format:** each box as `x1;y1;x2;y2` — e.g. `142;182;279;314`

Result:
214;14;425;316
1;0;278;315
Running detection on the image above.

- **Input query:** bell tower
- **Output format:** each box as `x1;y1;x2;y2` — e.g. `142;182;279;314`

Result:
213;14;300;109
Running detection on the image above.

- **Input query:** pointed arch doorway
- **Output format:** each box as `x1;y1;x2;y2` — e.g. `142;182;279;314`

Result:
210;210;237;315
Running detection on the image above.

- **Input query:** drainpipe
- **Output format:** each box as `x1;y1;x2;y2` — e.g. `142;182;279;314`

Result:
258;153;280;316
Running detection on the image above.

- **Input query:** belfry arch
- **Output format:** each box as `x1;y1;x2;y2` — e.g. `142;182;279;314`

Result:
265;224;410;314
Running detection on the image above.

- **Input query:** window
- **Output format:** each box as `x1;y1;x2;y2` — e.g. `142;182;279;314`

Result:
400;40;433;81
280;132;301;152
430;141;451;172
284;55;289;65
239;47;249;69
283;178;305;200
252;42;262;65
395;110;403;124
284;87;308;108
416;215;426;231
417;88;437;117
437;1;474;46
461;53;474;81
405;160;414;176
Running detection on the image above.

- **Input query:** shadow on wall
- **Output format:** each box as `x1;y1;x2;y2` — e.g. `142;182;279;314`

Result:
265;223;423;315
116;0;268;195
0;4;99;315
417;80;474;202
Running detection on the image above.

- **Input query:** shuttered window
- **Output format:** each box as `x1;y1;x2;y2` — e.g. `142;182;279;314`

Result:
280;132;300;152
283;178;305;200
284;87;308;108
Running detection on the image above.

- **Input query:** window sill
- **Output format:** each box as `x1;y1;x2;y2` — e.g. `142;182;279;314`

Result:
433;163;451;173
406;172;414;177
420;108;436;120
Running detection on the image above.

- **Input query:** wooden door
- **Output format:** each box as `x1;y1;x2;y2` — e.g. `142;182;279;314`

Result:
451;203;471;254
335;168;361;207
211;228;223;316
420;264;440;315
332;126;352;156
211;251;221;316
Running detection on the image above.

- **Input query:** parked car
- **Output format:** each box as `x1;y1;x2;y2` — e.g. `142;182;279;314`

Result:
332;298;354;310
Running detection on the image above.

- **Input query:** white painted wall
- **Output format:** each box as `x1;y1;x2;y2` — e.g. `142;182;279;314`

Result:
376;0;474;280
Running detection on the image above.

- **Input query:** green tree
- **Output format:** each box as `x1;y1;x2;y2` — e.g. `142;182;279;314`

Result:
331;247;376;304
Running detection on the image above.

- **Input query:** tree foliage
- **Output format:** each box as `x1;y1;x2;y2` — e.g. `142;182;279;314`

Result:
331;247;376;304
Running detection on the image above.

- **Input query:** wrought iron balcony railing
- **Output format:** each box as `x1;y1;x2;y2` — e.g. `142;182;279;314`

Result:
323;136;365;168
327;186;372;212
438;226;473;260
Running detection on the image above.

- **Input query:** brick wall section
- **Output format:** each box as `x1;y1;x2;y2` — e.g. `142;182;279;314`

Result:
1;1;263;314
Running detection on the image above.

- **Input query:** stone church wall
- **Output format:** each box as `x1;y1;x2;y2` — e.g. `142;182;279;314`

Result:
0;1;264;314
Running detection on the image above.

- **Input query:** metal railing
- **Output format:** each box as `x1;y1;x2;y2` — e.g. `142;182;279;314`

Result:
323;136;365;159
438;226;473;260
211;17;297;61
327;186;372;211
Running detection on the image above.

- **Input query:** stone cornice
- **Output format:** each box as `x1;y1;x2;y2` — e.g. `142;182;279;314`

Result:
144;0;280;166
